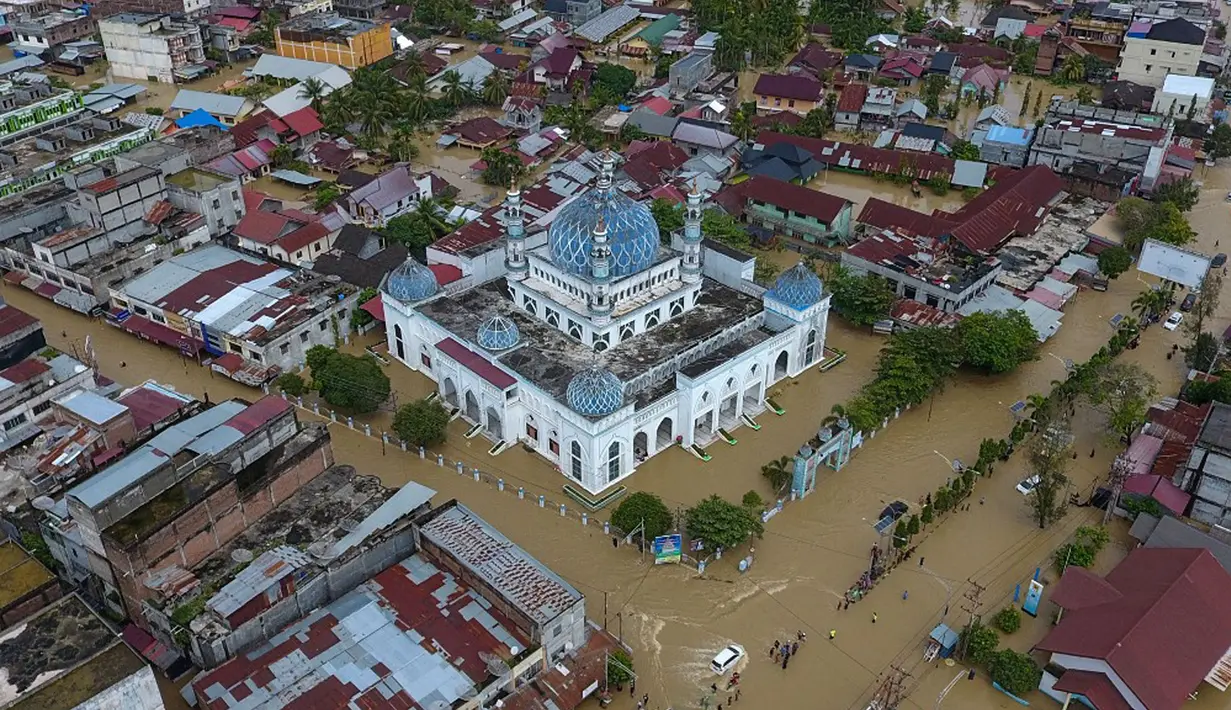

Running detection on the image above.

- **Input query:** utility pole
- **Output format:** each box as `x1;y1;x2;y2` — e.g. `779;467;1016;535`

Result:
1103;455;1131;526
957;580;985;661
603;590;608;630
866;665;912;710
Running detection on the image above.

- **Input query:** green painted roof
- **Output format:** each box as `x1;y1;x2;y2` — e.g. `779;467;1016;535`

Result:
637;14;681;45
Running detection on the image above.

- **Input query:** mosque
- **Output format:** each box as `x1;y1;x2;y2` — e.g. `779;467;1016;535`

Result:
380;153;833;495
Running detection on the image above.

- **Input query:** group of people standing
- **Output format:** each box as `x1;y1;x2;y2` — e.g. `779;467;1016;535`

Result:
769;631;806;669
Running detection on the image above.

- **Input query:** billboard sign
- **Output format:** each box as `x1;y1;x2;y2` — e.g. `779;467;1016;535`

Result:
653;534;682;565
1022;579;1045;617
1138;239;1212;289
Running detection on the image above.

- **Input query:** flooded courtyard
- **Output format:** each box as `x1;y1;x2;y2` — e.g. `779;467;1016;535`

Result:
6;157;1231;710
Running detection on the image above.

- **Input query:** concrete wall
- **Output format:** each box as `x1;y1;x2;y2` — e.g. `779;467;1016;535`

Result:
166;172;244;237
1118;37;1202;88
840;250;1002;313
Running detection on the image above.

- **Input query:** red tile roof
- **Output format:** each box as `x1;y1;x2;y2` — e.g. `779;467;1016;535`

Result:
0;358;48;384
1037;548;1231;710
280;106;323;137
482;50;530;71
0;304;37;340
231;111;275;148
539;47;579;76
117;386;191;432
234;210;298;244
157;261;280;314
1051;671;1133;710
790;43;843;72
891;299;961;328
754;73;822;102
455;116;511;145
276;222;330;255
837;83;868;112
640;95;673;116
733;176;851;224
427;263;463;285
431;207;504;254
224;396;291;435
435;338;516;389
217;5;259;19
856;198;955;239
945;165;1065;253
879;56;924;78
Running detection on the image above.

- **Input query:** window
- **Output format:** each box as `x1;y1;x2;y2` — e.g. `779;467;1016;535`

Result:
300;331;310;343
229;342;243;353
1145;64;1153;71
669;299;683;317
568;319;582;340
319;320;328;331
645;310;660;329
546;308;559;327
550;437;559;455
249;351;262;362
314;242;322;253
523;295;537;315
570;441;582;480
3;413;27;431
32;400;52;415
1150;48;1156;55
296;251;304;259
619;323;635;341
593;333;609;352
421;352;431;367
280;343;290;355
788;99;796;108
526;421;538;440
607;441;620;482
903;285;917;300
926;294;939;308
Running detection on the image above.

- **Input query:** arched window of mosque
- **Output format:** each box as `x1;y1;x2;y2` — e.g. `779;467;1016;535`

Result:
670;300;683;317
607;441;620;482
620;323;635;341
546;309;559;327
645;311;660;329
524;296;537;315
570;441;583;481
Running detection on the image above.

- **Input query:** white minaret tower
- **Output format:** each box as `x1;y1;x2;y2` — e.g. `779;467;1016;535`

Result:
503;181;527;281
681;182;703;284
588;216;613;326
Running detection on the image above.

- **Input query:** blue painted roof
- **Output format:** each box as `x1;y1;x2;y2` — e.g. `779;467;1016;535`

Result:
985;125;1032;146
175;108;229;131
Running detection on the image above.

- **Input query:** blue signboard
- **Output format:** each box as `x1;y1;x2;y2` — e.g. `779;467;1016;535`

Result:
652;534;682;565
1022;579;1045;617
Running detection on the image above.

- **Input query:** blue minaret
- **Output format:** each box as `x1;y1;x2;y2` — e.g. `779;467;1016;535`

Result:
588;216;613;325
504;181;527;281
681;182;703;284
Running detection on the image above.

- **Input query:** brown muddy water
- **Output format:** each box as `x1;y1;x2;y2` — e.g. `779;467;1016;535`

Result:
8;152;1231;709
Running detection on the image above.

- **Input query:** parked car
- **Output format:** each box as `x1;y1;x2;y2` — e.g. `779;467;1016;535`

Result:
1016;475;1041;495
1182;293;1197;311
711;644;746;675
1214;253;1227;269
1164;311;1184;330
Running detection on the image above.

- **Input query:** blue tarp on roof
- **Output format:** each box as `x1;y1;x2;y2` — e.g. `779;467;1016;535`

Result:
175;108;228;131
270;169;322;186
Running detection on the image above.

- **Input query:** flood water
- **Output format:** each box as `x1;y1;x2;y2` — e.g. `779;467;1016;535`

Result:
7;156;1231;710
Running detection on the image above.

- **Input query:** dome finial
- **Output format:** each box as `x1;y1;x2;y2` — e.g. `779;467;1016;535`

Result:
690;178;700;196
509;178;520;196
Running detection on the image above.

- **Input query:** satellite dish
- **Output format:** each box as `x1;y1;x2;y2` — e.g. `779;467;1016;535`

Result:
339;517;359;533
31;496;54;511
231;548;253;563
308;540;334;559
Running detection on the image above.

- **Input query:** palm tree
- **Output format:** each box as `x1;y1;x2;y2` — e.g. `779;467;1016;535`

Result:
1075;85;1093;105
761;456;793;492
481;71;510;106
297;77;328;112
323;87;356;131
441;70;471;107
414;197;452;235
1059;54;1085;83
357;92;394;139
731;103;755;141
401;74;432;125
399;50;427;82
1131;289;1156;320
821;403;847;427
387;127;419;162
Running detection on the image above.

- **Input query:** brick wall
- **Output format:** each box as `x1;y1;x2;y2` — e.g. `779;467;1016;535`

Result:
0;580;62;629
108;433;334;627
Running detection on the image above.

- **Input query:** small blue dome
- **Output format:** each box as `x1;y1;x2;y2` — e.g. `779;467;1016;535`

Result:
547;188;659;279
566;366;624;417
477;315;520;351
385;259;439;302
769;263;824;310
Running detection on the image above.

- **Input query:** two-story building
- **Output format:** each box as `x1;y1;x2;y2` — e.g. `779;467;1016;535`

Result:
165;167;245;237
1118;17;1206;88
753;73;822;116
8;10;95;57
1028;99;1172;195
720;175;853;245
0;348;95;453
343;164;453;227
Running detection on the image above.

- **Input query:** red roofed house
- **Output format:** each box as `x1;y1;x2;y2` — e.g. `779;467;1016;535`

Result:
878;56;925;86
528;47;582;91
835;83;868;131
453;116;513;149
754;73;823;116
230;107;323;154
789;43;843;77
959;63;1008;97
0;301;43;370
1036;548;1231;710
721;175;853;245
232;195;339;264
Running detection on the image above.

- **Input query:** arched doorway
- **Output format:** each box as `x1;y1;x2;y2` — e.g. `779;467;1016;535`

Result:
442;378;459;408
656;417;673;450
743;382;761;410
804;329;818;365
633;431;648;460
485;406;503;440
464;391;480;423
774;350;789;379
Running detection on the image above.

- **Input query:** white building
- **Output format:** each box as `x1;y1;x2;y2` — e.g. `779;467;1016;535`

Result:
1117;17;1206;88
99;13;207;84
1151;73;1215;118
381;154;832;494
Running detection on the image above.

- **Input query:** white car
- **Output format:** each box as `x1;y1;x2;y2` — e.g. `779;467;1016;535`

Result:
710;644;746;675
1164;312;1184;331
1016;475;1041;495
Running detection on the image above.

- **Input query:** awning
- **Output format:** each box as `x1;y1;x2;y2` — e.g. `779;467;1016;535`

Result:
122;315;203;355
1123;474;1191;515
210;352;243;373
360;295;385;323
269;169;321;186
34;282;61;298
2;271;25;284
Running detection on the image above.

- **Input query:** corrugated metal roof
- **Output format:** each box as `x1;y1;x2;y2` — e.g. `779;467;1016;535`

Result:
56;390;128;425
248;54;337;82
207;546;311;617
170;90;251;117
575;3;640;43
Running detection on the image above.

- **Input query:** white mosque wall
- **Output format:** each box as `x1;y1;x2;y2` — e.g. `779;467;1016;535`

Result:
426;232;549;285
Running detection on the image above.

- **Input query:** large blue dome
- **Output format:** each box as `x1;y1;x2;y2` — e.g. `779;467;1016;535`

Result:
385;259;439;302
477;315;520;351
769;263;824;310
566;366;624;417
547;187;659;278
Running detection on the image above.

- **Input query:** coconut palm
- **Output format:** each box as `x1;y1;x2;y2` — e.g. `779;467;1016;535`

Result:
441;70;471;107
297;76;328;112
400;74;432;125
399;50;427;82
357;92;394;139
731;102;756;141
481;71;510;106
821;403;848;427
414;197;452;235
387;127;419;162
761;456;794;492
323;87;356;131
1059;54;1085;83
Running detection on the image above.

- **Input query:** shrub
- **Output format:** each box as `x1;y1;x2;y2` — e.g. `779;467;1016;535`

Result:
741;490;764;510
275;372;306;396
392;398;450;447
611;491;673;542
993;606;1022;634
988;649;1042;696
960;623;999;664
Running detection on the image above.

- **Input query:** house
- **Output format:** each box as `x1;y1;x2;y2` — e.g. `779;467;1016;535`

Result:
502;94;543;132
573;3;639;44
232;195;340;263
1129;513;1231;574
877;56;924;86
669;51;714;96
927;51;957;77
230;106;324;154
1028;99;1172;195
452;116;512;149
980;5;1032;39
835;82;867;131
721;175;853;245
1035;548;1231;710
620;140;689;192
0;301;43;371
273;13;392;70
671;120;739;158
951;41;1013;69
842;227;1002;311
739;140;826;183
902;35;939;53
1118;17;1205;88
164;167;245;237
1060;0;1133;64
312;223;409;289
893;122;956;154
700;99;728;123
344;164;453;227
844;53;882;80
0;349;95;453
972;104;1013;131
894;98;927;127
753;73;822;116
1101;79;1155;111
388;52;446;84
208;140;276;182
480;49;531;75
789;43;842;78
622;14;680;56
865;33;899;53
1152;73;1215;118
977;125;1033;167
625;108;679;140
543;0;602;28
959;63;1007;97
429;55;496;93
1178;402;1231;524
307;138;354;173
9;11;96;58
860;87;897;131
875;0;903;20
528;47;581;91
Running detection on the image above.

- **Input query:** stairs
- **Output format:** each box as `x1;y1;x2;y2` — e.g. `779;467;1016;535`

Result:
766;398;786;415
717;428;737;445
741;413;761;430
687;443;712;461
488;440;509;456
465;422;484;439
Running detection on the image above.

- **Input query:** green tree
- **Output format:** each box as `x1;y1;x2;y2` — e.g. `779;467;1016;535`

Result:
650;198;684;237
481;70;510;106
754;257;780;286
1097;245;1132;279
307;346;391;413
349;287;379;330
989;650;1042;695
313;183;341;211
387;127;421;163
828;266;896;325
892;520;909;548
1027;420;1072;529
276;372;306;396
611;491;674;541
1185;332;1220;372
701;209;751;250
1155;177;1200;212
741;490;765;510
920;503;934;525
1087;362;1158;442
393;398;450;447
384;214;438;251
480;147;524;186
607;648;634;685
993;607;1022;634
1058;53;1086;83
960;622;999;664
949;140;981;161
470;18;501;41
440;70;472;107
761;455;794;493
1117;197;1194;251
906;513;920;536
1207;122;1231;159
957;310;1039;374
685;495;764;550
594;63;637;99
902;5;927;32
297;76;328;112
731;102;757;141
